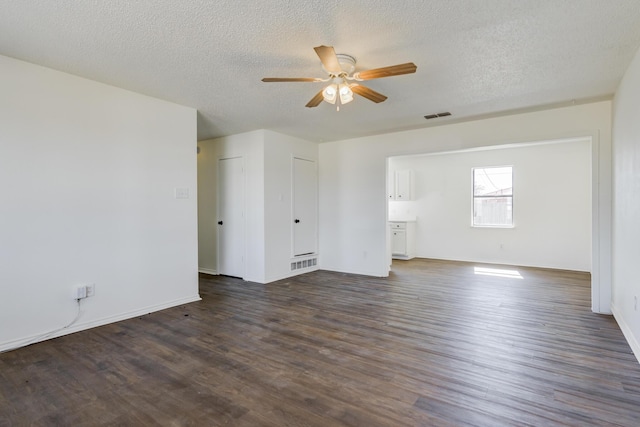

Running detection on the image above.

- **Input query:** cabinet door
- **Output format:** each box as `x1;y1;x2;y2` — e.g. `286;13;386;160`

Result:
388;171;396;199
395;170;412;200
391;230;406;255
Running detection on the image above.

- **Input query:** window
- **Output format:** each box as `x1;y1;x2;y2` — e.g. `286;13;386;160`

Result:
473;166;513;227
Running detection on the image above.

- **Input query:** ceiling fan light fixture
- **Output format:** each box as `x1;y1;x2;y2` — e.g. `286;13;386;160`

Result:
338;83;354;104
322;84;338;104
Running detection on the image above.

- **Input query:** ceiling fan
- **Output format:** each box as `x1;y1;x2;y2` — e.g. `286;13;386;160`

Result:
262;45;417;109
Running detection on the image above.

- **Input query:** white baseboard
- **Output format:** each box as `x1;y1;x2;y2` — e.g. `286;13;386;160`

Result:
0;294;201;353
264;267;320;284
322;266;388;278
198;268;217;275
611;302;640;365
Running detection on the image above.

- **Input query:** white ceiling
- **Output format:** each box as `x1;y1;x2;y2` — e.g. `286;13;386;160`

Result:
1;1;640;142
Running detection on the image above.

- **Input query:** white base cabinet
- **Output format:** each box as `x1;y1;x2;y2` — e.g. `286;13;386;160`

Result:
390;221;416;260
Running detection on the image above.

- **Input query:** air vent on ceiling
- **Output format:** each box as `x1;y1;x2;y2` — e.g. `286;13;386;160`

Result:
424;112;451;120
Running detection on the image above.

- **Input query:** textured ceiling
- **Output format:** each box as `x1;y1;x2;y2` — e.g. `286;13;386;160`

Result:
1;0;640;142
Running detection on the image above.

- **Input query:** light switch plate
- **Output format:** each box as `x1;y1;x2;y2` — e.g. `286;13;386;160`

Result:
175;187;189;199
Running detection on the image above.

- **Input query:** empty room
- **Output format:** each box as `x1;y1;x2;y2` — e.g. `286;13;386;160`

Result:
2;1;640;425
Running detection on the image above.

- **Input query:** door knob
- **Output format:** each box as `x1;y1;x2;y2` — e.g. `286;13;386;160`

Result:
294;219;300;223
218;221;223;225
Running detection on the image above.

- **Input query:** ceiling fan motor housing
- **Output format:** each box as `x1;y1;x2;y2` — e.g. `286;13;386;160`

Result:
323;54;356;75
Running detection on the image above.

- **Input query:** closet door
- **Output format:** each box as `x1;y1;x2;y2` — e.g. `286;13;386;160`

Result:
218;157;244;278
292;157;317;256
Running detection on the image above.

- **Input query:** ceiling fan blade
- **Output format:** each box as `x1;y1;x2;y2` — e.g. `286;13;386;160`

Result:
355;62;417;80
351;84;388;103
314;45;342;74
262;77;323;82
305;90;324;108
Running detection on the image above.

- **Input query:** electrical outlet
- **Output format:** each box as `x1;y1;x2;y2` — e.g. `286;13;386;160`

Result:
73;284;96;300
74;285;87;300
86;284;95;298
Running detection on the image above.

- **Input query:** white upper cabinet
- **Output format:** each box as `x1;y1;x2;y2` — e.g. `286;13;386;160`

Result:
389;169;413;201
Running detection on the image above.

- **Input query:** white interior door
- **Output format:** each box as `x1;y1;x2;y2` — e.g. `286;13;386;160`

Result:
293;157;317;256
218;157;244;278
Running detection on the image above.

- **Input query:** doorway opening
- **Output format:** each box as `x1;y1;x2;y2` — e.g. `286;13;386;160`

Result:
386;137;597;305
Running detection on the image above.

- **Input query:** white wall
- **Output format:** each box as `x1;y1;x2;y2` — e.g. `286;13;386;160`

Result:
389;140;592;271
0;55;199;351
197;130;318;283
319;101;612;313
612;45;640;361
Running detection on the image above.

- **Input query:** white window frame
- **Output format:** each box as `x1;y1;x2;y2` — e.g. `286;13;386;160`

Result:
472;166;513;228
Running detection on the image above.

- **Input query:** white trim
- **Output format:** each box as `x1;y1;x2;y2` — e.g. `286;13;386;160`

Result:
611;302;640;365
0;294;201;353
470;225;515;229
591;136;601;313
324;266;388;278
392;136;593;159
264;266;320;284
198;268;218;275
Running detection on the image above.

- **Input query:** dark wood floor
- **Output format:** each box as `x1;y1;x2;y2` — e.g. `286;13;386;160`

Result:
1;259;640;426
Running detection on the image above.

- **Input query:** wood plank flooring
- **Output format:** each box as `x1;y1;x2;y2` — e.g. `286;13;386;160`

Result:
1;258;640;426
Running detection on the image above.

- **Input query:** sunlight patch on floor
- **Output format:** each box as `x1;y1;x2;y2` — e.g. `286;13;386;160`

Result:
474;266;523;279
